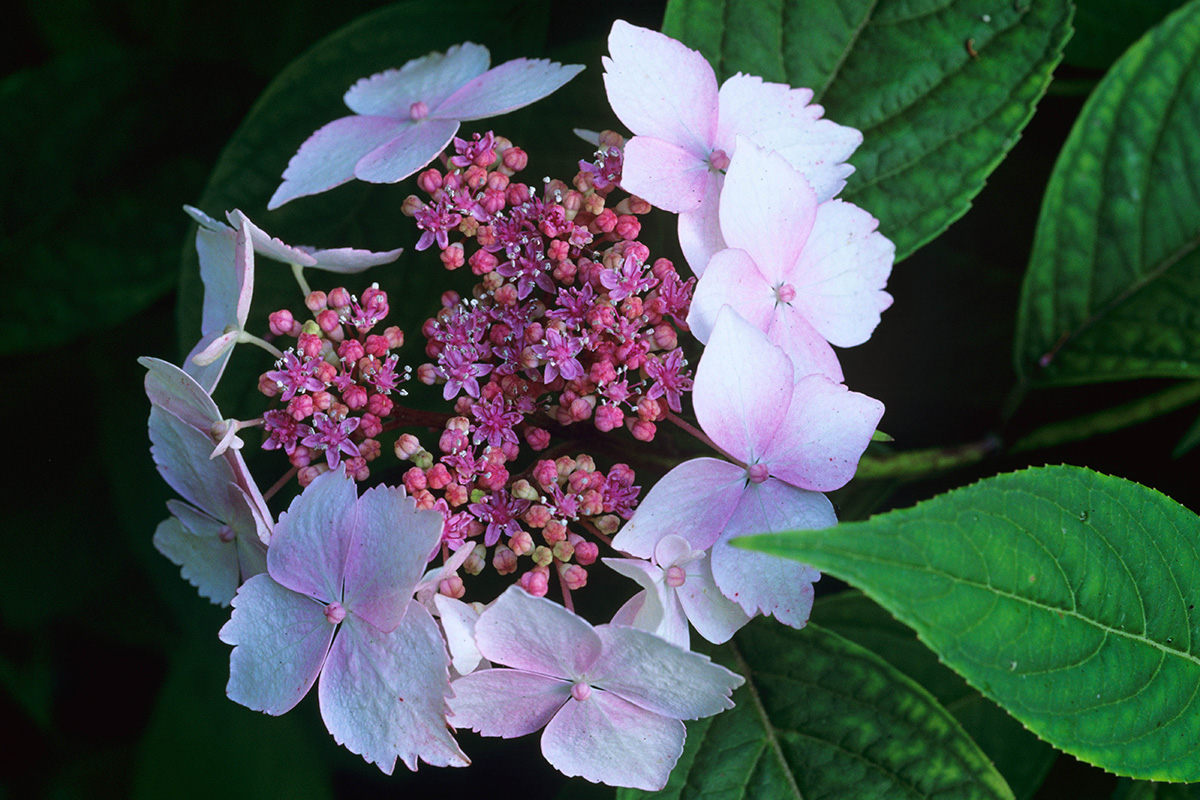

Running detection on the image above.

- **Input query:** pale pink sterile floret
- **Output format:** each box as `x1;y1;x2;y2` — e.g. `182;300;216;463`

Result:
602;21;861;274
218;467;469;774
611;307;882;625
605;534;750;648
142;357;273;606
186;206;405;274
268;43;584;209
688;140;893;361
183;213;255;393
448;587;742;790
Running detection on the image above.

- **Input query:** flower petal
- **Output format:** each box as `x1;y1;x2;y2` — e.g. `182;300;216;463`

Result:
153;507;240;606
712;479;830;627
320;604;468;773
603;558;689;649
343;43;491;117
352;118;460;185
343;483;443;633
603;20;717;154
620;135;711;214
268;115;406;209
687;247;775;344
693;306;794;463
225;209;318;266
676;555;753;644
435;58;584;121
267;467;358;603
433;595;485;675
676;181;726;274
448;667;569;738
302;245;405;273
474;586;602;679
542;691;684;790
764;374;884;492
219;573;332;715
611;457;746;556
590;625;741;720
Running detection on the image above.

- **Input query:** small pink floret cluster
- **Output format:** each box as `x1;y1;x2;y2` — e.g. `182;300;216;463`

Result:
141;22;892;791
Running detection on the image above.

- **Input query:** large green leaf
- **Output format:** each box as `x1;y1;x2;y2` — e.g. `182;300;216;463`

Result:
1065;0;1188;70
179;0;558;417
813;592;1056;800
741;465;1200;782
661;0;1073;262
1014;0;1200;385
619;618;1014;800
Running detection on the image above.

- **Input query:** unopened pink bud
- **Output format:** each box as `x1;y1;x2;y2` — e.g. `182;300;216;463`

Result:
573;540;599;566
543;519;568;545
417;168;443;194
493;545;518;575
338;339;364;362
509;529;534;556
313;391;334;412
653;323;678;350
748;463;770;484
560;563;588;591
445;483;468;507
594;404;623;432
395;433;422;459
324;601;347;624
532;460;558;490
555;456;576;480
343;384;368;409
298;464;327;487
524;427;551;451
551;539;574;562
441;242;465;270
413;489;436;509
297;332;323;359
287;394;314;421
438;576;464;599
316;309;341;334
569;396;595;422
328;287;351;309
367;393;393;417
258;372;280;398
570;681;592;702
523;505;551;529
595;514;620;535
531;546;554;567
665;565;687;588
306;291;328;312
464;544;487;576
217;524;235;544
629;419;656;442
346;457;370;482
269;310;297;337
426;463;452;490
417;362;438;385
615;214;640;240
358;438;382;462
501;146;527;173
402;466;427;493
518;568;549;597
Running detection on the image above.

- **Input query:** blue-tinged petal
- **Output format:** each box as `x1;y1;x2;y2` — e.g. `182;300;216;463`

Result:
435;58;584;121
343;43;491;117
153;507;240;606
268;467;358;604
268;115;407;209
352;118;459;185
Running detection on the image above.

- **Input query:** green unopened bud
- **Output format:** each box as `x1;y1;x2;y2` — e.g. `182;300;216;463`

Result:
412;449;435;470
532;545;554;567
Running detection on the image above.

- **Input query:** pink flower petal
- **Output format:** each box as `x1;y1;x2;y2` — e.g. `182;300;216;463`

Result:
433;595;485;675
448;668;569;738
267;467;358;603
435;58;584;121
610;457;746;556
153;508;240;606
352;117;460;184
183;215;253;392
716;74;860;202
343;43;491;117
268;115;406;209
764;374;884;492
687;247;775;344
785;198;895;347
712;479;830;626
142;355;220;430
342;483;443;634
301;245;405;273
620;135;711;213
603;20;718;152
719;140;818;281
591;625;741;720
765;306;845;383
675;555;753;645
676;183;726;274
474;587;602;678
225;209;318;266
319;605;468;773
542;691;684;791
693;307;794;464
604;558;689;649
219;573;333;715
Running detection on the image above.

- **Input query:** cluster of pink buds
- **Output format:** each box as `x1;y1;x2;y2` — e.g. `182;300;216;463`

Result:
258;284;408;485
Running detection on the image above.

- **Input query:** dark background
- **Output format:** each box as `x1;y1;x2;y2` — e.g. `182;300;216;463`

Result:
3;0;1195;797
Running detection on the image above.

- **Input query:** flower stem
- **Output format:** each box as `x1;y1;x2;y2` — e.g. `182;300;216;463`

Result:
663;411;745;467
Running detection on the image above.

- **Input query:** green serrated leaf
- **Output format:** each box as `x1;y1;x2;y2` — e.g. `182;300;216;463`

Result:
620;618;1014;800
177;0;556;417
1015;0;1200;385
813;592;1056;800
1115;778;1200;799
662;0;1073;262
741;465;1200;782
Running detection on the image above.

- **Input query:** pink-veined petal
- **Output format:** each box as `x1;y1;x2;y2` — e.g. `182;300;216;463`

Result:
219;573;333;715
620;136;711;214
474;587;602;678
712;479;829;626
435;58;584;120
433;595;485;675
603;20;717;154
784;198;895;347
591;626;741;720
765;374;884;492
448;668;570;738
267;467;358;603
765;306;845;383
343;483;442;633
188;329;238;368
610;458;746;556
716;74;860;202
693;307;794;463
268;115;407;209
542;691;684;791
719;139;818;280
687;248;775;344
603;558;689;649
675;555;753;644
320;603;468;773
353;118;460;184
153;508;239;606
343;43;491;117
676;180;726;275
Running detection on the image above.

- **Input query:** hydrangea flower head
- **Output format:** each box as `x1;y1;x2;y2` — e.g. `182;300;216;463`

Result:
268;43;584;208
218;467;468;773
141;357;272;605
448;586;743;790
602;20;861;273
688;140;893;357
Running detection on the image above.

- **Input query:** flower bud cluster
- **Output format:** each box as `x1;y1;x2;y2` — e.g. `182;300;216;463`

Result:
258;285;409;486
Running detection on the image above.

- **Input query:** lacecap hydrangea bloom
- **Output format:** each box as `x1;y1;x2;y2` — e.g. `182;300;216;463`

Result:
143;21;893;790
